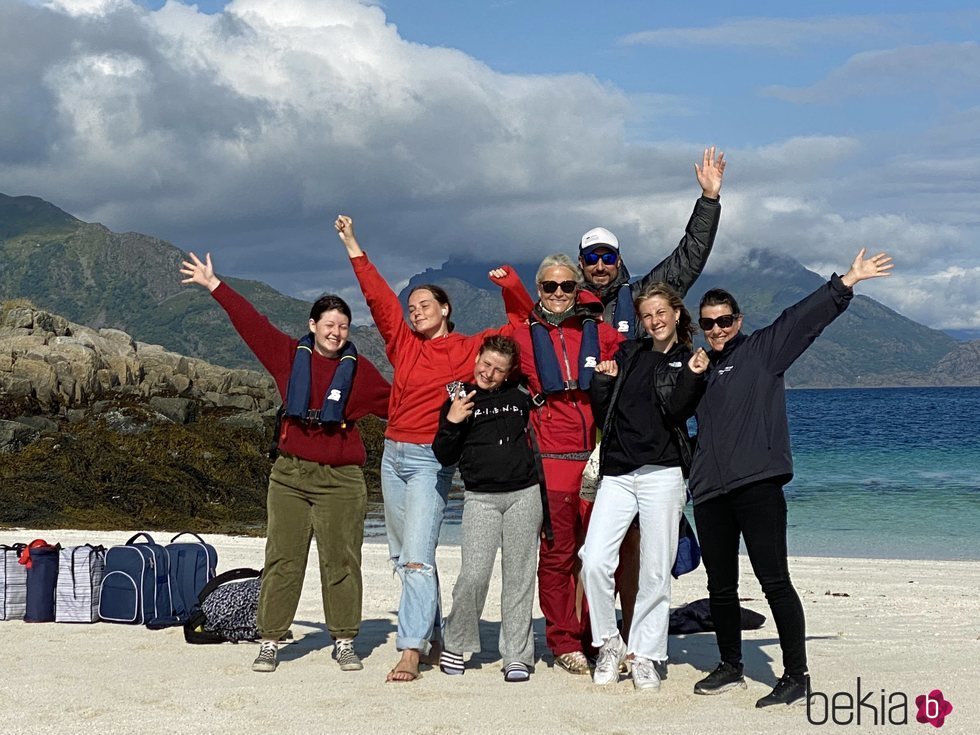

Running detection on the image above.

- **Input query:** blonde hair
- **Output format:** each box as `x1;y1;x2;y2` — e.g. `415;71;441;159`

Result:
535;253;583;285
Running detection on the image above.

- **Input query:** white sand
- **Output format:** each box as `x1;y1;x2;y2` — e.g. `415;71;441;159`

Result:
1;529;976;735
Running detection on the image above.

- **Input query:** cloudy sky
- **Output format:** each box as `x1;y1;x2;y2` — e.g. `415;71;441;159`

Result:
2;0;978;331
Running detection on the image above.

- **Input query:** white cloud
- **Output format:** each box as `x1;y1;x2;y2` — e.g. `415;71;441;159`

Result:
620;16;894;51
0;0;977;333
763;42;980;103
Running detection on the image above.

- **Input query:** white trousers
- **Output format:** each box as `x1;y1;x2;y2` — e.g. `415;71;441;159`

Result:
579;464;686;661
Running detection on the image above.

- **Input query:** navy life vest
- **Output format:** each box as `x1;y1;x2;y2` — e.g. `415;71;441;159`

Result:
611;283;637;338
529;315;600;403
283;335;358;426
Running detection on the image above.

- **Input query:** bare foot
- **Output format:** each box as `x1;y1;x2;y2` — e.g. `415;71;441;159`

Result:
386;649;422;682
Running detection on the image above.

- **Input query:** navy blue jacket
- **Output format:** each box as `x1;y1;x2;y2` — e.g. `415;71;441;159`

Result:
689;275;853;505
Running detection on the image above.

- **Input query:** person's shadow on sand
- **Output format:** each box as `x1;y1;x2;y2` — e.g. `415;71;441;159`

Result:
278;617;396;663
669;632;838;686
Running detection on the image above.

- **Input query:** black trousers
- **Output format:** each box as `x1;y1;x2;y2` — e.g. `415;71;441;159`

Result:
693;477;807;676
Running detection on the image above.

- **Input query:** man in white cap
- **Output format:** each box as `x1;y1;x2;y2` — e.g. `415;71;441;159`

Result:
577;147;725;662
578;147;726;339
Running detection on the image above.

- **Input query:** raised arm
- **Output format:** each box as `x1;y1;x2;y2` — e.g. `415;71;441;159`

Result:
180;251;222;292
754;249;894;375
335;215;413;353
637;147;725;298
179;251;294;377
489;266;534;329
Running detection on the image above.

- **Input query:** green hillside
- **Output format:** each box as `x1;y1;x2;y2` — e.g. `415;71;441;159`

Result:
0;193;963;387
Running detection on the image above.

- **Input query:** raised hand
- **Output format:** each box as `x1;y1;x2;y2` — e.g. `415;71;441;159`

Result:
695;146;726;199
688;348;710;374
595;360;619;377
446;388;477;424
488;267;509;280
334;215;364;257
179;251;220;292
841;249;894;288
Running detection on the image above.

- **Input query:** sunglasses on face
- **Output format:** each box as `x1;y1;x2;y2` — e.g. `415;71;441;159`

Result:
538;280;577;294
698;314;739;330
581;251;618;266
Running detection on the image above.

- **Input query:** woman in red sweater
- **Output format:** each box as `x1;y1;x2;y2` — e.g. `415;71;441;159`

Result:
334;216;533;682
180;252;390;675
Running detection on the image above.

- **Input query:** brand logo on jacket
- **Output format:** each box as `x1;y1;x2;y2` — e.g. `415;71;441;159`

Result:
327;389;342;401
584;356;597;368
617;320;630;332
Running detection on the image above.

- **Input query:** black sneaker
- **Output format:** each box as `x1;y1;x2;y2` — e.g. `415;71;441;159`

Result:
693;661;746;695
756;673;810;708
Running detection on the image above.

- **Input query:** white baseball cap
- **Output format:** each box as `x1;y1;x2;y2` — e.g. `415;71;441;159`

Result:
579;227;620;256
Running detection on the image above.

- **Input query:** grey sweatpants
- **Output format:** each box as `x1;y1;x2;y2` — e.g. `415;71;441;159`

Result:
443;485;543;667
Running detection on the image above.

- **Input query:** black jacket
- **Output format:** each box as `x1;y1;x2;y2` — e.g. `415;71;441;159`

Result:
590;339;705;479
583;196;721;335
689;275;854;505
432;381;537;493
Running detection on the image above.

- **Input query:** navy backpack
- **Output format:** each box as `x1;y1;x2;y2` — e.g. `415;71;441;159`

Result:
163;532;218;626
99;533;172;626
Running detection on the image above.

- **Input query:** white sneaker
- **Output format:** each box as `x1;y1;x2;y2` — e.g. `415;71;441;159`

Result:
252;640;278;673
333;638;363;671
593;635;627;685
632;656;661;691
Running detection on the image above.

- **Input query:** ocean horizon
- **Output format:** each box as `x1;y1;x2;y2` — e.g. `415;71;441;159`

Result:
366;386;980;562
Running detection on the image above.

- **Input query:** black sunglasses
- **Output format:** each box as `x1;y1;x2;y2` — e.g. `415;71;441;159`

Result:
581;251;618;266
698;314;740;330
539;280;577;294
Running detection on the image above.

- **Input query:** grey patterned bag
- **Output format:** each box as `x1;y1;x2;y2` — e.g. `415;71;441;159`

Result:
183;568;261;644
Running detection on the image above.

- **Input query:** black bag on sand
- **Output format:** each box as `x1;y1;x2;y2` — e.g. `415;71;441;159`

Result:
668;598;766;635
184;568;262;644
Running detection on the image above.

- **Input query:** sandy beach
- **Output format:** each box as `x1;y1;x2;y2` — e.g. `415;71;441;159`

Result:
1;528;976;735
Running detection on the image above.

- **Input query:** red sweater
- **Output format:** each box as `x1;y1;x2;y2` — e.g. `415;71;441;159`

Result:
211;282;390;467
351;254;533;443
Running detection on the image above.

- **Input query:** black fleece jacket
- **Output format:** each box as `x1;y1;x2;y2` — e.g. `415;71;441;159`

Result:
590;339;705;479
432;381;537;493
582;195;721;335
689;275;854;505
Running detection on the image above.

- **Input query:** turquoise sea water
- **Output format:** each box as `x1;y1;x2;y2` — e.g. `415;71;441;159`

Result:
366;387;980;561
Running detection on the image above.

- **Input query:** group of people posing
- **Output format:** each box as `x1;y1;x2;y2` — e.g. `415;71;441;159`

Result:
179;148;894;707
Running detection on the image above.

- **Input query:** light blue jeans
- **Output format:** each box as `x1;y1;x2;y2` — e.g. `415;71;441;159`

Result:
381;439;455;653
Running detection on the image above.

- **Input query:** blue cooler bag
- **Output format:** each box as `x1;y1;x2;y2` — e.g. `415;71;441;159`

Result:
24;542;61;623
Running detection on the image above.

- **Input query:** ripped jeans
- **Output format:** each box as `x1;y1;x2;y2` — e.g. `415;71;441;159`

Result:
381;439;455;653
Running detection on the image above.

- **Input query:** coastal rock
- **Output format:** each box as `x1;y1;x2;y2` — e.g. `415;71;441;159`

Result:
14;415;58;433
218;411;267;432
0;302;278;421
0;419;40;453
149;396;198;425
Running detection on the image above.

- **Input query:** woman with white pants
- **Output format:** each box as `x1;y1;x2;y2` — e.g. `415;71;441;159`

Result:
580;282;709;690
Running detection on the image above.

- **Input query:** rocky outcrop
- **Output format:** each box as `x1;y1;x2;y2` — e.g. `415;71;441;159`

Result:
0;303;277;414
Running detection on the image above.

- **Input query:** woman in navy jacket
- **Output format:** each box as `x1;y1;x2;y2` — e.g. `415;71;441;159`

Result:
689;248;893;708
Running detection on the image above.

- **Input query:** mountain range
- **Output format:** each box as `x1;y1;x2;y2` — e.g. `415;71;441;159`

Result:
2;192;978;388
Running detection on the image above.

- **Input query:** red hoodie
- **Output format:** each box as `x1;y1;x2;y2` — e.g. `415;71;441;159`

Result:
351;254;533;443
211;282;390;466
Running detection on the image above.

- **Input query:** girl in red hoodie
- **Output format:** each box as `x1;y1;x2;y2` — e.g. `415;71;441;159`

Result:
334;216;533;682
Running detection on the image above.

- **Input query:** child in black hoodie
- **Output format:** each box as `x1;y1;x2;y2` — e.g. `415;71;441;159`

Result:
432;335;545;682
